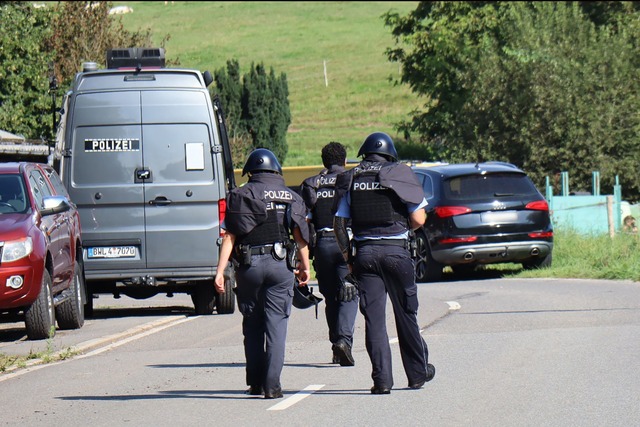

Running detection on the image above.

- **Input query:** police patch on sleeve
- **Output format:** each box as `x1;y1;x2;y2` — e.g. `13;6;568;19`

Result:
84;138;140;152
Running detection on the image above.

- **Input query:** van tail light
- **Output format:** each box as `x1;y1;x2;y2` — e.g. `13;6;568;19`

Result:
529;231;553;238
218;198;227;236
439;236;478;244
526;200;549;211
434;206;472;218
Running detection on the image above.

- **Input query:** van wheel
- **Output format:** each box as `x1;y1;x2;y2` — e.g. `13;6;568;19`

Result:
191;281;216;315
25;270;56;340
414;230;443;283
216;276;236;315
56;262;85;330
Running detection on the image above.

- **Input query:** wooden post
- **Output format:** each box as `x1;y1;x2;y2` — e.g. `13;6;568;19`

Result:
607;195;614;238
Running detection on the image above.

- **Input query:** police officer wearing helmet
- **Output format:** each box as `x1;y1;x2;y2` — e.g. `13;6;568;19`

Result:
214;148;311;399
332;132;435;395
300;141;358;367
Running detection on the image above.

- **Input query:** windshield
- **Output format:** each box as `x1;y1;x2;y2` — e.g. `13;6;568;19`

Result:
0;174;28;213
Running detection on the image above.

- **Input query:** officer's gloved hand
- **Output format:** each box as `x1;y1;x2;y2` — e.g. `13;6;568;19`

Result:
338;273;358;302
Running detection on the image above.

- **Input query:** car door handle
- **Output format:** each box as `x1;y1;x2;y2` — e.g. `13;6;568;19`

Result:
149;197;172;206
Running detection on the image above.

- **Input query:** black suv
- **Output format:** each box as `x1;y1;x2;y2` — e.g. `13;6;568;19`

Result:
411;162;553;282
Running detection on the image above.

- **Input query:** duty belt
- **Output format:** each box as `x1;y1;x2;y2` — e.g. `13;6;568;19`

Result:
355;239;407;248
249;244;275;255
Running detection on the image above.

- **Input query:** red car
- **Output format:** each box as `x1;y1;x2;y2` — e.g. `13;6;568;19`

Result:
0;162;86;339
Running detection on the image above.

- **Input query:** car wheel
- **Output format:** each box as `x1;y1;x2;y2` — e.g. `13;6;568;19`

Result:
414;230;443;283
216;271;236;315
523;253;552;270
191;281;216;315
56;262;85;330
24;270;56;340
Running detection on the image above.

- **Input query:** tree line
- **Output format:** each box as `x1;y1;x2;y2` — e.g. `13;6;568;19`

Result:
384;1;640;201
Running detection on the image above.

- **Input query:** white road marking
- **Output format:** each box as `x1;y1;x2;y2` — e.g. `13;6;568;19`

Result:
267;384;325;411
76;316;195;358
447;301;461;310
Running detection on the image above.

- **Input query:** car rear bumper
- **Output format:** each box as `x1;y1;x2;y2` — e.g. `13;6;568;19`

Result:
432;240;553;265
85;267;216;283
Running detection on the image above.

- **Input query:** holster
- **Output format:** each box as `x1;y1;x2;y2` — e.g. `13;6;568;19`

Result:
235;244;252;267
408;231;418;258
286;240;298;270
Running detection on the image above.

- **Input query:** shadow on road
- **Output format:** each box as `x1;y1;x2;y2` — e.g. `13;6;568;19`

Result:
420;265;524;284
90;305;195;320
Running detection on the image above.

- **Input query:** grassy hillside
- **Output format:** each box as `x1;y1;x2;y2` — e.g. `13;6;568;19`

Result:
113;1;421;166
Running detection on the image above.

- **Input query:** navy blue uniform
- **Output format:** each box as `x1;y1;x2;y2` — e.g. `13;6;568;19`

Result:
301;165;359;359
223;172;309;397
334;154;434;392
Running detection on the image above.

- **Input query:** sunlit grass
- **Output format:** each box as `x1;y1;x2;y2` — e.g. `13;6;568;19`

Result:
510;229;640;281
113;1;422;166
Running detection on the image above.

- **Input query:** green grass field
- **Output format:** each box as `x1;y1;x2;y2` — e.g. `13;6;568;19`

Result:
114;1;421;166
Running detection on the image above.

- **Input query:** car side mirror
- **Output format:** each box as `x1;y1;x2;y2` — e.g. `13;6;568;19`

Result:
41;195;71;216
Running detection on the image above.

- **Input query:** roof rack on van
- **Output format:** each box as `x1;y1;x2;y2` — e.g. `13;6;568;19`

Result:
106;47;165;70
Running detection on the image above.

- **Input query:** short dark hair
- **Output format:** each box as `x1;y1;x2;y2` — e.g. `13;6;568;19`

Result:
321;141;347;169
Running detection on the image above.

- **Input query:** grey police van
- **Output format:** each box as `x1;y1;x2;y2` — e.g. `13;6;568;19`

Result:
52;48;236;316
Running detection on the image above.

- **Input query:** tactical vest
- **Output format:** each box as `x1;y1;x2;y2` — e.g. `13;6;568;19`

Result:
312;173;338;230
350;166;408;237
238;190;294;246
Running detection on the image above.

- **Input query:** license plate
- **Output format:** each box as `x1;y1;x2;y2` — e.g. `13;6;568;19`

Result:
482;211;517;223
88;246;137;259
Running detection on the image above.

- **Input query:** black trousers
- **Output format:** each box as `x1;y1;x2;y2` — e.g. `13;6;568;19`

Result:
353;243;429;388
313;235;359;347
235;253;293;394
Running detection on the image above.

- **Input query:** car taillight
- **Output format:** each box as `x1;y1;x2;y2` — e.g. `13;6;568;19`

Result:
529;231;553;238
435;206;472;218
218;198;227;236
526;200;549;211
439;236;478;244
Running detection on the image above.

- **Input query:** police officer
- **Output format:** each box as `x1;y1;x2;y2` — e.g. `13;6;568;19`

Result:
214;148;311;399
332;132;435;395
300;142;358;366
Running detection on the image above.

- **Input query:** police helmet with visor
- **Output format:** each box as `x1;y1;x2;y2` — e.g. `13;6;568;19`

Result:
357;132;398;161
242;148;283;176
292;283;323;309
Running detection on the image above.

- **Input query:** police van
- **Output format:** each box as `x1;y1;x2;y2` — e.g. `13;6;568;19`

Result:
52;48;236;315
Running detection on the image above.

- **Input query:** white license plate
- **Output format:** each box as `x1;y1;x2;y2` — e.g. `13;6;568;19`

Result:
88;246;137;259
482;211;518;223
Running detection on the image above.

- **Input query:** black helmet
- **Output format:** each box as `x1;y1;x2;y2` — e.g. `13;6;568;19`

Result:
357;132;398;161
242;148;283;176
292;283;323;310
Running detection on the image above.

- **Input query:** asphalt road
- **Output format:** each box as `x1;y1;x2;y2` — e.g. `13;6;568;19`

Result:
1;277;639;427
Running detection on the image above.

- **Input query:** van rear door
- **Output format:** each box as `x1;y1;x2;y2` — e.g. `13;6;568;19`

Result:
140;90;220;269
70;91;146;272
